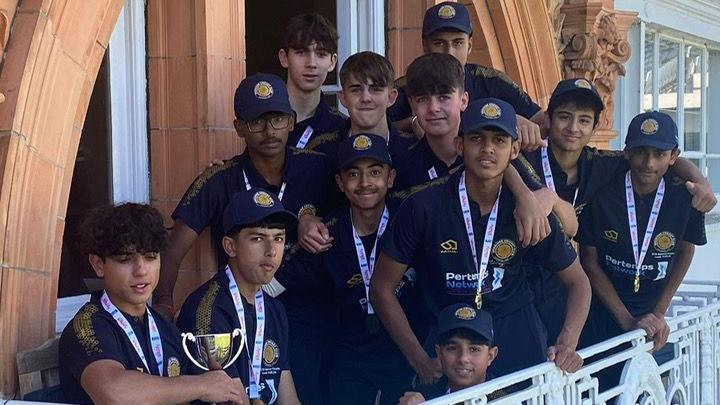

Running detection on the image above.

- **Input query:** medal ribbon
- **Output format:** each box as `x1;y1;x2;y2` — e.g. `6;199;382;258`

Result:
351;206;390;314
101;292;164;376
243;169;286;201
624;171;665;293
295;126;314;149
428;166;438;180
225;266;265;399
541;146;579;206
458;171;501;308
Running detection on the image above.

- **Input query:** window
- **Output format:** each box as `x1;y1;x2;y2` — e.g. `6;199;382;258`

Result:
640;26;720;191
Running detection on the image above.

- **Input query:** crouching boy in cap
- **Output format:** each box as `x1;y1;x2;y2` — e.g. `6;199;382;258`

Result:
398;304;499;404
59;203;245;404
177;190;301;405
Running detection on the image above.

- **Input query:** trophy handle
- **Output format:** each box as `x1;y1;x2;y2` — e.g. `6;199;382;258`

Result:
181;332;210;371
224;328;245;369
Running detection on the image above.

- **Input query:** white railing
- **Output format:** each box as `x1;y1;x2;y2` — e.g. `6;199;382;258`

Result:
425;280;720;405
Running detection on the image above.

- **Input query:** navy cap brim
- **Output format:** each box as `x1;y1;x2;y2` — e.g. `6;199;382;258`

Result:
461;122;517;140
558;88;604;112
624;138;678;151
436;320;493;343
237;103;295;122
225;209;297;236
423;22;472;37
337;154;392;172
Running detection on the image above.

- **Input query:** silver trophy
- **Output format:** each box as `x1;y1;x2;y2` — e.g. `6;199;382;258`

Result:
181;328;245;371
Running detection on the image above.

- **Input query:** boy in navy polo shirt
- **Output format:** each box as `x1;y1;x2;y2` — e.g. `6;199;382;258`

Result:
399;304;499;404
389;1;545;150
279;13;347;149
371;98;591;385
577;111;706;351
516;78;716;346
273;134;415;404
59;203;244;405
177;190;301;405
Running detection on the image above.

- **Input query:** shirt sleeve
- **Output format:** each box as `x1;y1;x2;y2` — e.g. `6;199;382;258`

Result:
575;200;596;247
172;168;228;234
479;68;541;119
275;246;327;291
527;213;577;272
59;308;128;381
683;209;707;246
379;196;426;265
277;303;290;371
511;154;545;191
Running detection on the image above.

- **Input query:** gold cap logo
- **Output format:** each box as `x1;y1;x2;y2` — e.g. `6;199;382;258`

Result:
574;78;592;89
253;191;274;208
353;135;372;151
438;5;456;19
492;239;516;262
654;231;675;252
254;81;274;99
481;103;502;119
455;306;476;320
641;118;659;135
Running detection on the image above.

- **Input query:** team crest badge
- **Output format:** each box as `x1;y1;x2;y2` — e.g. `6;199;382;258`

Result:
253;191;274;208
654;231;676;252
353;135;372;151
574;78;592;89
167;357;181;377
492;239;516;263
440;239;458;254
254;81;274;99
263;339;280;367
481;103;502;119
438;4;456;19
640;118;659;135
298;204;317;217
455;306;476;320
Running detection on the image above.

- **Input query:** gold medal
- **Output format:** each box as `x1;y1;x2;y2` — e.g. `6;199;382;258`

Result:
475;291;483;309
251;399;266;405
634;275;640;293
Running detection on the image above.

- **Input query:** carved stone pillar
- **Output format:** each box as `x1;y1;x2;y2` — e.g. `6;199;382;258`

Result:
557;1;637;148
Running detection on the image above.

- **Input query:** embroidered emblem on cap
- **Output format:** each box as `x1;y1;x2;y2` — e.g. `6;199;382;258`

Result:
455;306;476;320
492;239;516;263
654;231;676;252
263;339;280;367
253;191;275;208
353;135;372;151
254;81;274;100
574;78;592;89
438;4;456;19
640;118;659;135
481;103;502;119
167;357;181;377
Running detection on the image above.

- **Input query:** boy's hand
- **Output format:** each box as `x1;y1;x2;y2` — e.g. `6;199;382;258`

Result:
686;181;717;213
298;214;334;253
412;353;443;385
547;344;583;373
198;371;247;404
399;391;426;405
517;114;546;152
514;191;551;247
635;313;670;352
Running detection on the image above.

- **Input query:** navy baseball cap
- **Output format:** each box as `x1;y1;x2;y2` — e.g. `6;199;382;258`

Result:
436;303;494;344
222;188;297;235
549;78;604;113
625;111;679;151
234;73;294;121
422;2;473;37
460;98;518;139
336;133;392;172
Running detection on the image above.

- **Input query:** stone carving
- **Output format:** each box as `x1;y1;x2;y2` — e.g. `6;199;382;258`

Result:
561;9;632;132
617;351;666;405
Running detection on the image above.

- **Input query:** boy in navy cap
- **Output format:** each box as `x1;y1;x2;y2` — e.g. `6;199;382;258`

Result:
59;203;245;405
399;304;499;404
389;1;545;150
371;98;591;385
280;13;347;149
577;111;706;351
177;189;301;405
270;133;415;404
515;78;716;346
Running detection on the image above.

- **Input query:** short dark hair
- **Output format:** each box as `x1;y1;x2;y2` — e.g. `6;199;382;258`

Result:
547;93;602;128
438;328;491;346
340;51;395;88
283;13;338;54
78;203;168;259
405;53;465;97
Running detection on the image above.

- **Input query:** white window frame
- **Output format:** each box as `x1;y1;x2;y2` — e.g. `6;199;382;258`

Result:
55;0;149;334
323;0;386;113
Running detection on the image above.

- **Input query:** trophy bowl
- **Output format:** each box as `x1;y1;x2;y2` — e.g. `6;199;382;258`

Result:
182;328;245;371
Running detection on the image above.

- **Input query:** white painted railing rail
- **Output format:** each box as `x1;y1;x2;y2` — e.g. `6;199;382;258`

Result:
425;280;720;405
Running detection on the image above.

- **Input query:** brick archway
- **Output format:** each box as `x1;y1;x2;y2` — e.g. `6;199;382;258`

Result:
0;0;124;396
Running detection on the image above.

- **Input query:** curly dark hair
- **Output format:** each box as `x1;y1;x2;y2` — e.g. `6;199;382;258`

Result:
77;203;168;259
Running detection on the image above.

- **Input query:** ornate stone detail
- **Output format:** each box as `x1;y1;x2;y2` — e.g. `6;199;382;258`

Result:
618;351;666;405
